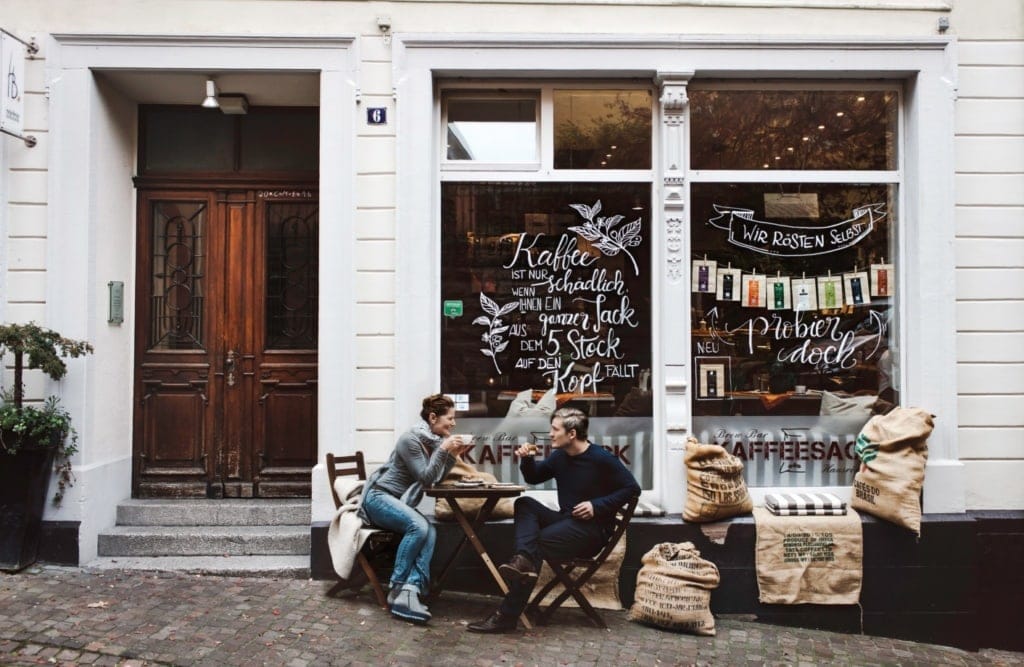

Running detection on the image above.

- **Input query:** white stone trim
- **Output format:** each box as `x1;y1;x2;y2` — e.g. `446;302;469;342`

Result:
44;34;358;549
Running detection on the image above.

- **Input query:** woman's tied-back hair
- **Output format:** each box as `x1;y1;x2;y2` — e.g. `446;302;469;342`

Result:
421;393;455;422
553;406;589;441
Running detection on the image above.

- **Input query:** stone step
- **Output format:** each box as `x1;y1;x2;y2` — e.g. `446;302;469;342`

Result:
84;555;310;579
115;498;310;527
98;525;310;557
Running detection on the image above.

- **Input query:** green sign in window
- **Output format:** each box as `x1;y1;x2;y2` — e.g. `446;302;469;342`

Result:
443;300;463;318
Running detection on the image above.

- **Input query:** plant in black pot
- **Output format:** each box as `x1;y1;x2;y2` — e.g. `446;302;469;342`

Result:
0;322;93;571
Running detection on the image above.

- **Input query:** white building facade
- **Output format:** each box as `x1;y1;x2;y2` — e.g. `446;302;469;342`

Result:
1;2;1021;637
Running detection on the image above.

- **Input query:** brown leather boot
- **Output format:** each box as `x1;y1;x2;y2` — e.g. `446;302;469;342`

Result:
498;553;538;588
467;610;518;634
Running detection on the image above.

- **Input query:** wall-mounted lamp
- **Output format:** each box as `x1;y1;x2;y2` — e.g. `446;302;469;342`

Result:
377;15;392;44
201;79;219;109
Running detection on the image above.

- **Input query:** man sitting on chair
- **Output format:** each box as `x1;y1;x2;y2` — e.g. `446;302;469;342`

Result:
468;407;641;633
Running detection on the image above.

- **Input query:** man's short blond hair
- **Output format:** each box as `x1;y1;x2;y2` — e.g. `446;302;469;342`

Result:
552;407;588;441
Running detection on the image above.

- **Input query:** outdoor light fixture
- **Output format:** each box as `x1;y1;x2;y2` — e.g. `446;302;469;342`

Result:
217;93;249;115
201;79;219;109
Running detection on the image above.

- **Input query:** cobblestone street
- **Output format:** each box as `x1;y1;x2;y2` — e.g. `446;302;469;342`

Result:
1;567;1021;666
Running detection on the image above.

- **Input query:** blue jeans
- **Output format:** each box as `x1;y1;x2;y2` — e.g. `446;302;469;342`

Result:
361;488;436;596
499;496;606;617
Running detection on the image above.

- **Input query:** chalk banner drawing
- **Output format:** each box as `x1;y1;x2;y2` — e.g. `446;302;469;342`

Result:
708;204;885;257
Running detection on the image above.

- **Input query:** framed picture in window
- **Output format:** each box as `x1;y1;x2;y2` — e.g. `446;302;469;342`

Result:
766;275;791;310
791;277;818;312
695;357;729;400
716;267;742;302
843;270;871;306
692;259;718;294
870;263;894;297
816;275;844;311
741;273;767;308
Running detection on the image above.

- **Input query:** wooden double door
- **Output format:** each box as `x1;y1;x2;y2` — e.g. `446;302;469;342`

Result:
133;186;319;498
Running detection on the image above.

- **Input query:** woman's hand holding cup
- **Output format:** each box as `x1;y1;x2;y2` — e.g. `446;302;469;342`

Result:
445;434;474;456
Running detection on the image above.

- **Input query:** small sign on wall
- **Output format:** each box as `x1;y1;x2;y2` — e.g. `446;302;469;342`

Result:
108;281;124;325
1;32;26;135
367;107;387;125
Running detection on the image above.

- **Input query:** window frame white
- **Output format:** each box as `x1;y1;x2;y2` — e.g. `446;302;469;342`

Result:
394;34;961;514
437;80;658;502
684;80;905;499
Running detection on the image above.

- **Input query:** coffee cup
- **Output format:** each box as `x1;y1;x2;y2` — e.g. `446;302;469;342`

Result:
452;434;474;452
524;443;539;456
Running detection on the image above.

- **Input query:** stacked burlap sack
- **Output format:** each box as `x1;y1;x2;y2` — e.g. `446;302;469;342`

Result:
683;438;753;523
628;542;720;635
851;407;934;537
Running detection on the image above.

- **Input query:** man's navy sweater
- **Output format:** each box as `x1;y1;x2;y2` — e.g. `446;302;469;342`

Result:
520;443;640;524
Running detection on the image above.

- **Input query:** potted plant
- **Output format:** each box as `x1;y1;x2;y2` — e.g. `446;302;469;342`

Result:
0;322;92;571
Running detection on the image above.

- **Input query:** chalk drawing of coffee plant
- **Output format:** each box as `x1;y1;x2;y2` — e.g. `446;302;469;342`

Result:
568;200;643;275
473;292;518;374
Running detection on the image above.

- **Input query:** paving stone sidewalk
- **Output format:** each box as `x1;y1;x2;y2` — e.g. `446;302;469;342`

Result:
1;566;1020;667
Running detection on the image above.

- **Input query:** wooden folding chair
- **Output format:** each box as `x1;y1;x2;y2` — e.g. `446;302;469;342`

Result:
524;495;639;628
325;451;398;609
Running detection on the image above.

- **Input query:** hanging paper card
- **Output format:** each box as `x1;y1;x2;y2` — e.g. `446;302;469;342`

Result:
716;268;742;302
842;271;871;306
742;274;767;308
870;263;894;297
791;278;817;312
766;276;791;311
816;275;843;311
692;259;718;294
695;357;729;400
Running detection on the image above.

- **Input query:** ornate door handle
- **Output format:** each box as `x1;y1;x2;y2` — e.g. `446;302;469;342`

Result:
225;349;237;387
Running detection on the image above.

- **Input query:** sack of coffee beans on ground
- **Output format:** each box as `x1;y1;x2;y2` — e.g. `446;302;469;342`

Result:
628;542;720;635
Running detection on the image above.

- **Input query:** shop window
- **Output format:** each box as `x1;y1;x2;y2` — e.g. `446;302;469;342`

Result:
553;89;652;169
443;93;539;164
690;90;897;171
688;87;900;489
439;85;654;489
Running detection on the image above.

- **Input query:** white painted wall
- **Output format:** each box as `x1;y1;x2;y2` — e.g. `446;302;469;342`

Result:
951;0;1024;509
0;0;1020;544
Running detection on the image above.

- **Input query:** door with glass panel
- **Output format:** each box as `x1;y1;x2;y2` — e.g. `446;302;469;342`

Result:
132;188;318;498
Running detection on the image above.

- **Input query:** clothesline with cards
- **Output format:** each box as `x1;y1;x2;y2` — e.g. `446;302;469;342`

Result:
691;257;894;312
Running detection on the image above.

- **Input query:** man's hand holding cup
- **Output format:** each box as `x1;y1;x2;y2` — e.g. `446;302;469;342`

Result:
515;443;540;459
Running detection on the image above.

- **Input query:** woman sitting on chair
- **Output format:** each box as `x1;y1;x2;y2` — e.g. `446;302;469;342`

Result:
358;393;469;623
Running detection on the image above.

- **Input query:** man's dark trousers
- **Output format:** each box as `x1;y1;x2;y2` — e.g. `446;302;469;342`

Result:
498;497;606;617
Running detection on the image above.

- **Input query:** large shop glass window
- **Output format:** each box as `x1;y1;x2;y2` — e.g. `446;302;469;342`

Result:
688;87;899;489
440;87;654;489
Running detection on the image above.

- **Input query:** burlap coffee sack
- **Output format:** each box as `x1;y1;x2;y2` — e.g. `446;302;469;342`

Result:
433;457;514;521
628;542;720;635
850;407;933;536
683;438;754;523
532;530;626;610
753;507;862;605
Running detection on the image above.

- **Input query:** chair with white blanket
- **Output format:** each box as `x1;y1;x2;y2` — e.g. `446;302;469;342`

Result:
325;451;398;609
